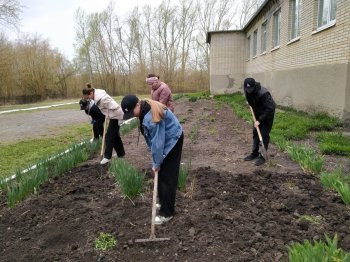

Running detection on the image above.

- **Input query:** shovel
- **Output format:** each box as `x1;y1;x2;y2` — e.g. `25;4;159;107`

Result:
135;171;170;242
249;106;268;160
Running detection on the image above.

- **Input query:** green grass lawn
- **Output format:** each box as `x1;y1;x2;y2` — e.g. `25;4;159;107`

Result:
0;123;91;179
0;96;139;179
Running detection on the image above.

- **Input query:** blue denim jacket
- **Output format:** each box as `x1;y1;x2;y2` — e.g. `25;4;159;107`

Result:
142;109;183;169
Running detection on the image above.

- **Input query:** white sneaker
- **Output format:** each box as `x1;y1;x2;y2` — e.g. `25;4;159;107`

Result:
100;158;111;165
154;216;173;225
156;203;161;210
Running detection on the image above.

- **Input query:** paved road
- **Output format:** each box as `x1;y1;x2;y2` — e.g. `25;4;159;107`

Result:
0;109;89;144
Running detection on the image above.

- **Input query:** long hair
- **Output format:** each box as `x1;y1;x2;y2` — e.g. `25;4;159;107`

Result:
144;98;167;123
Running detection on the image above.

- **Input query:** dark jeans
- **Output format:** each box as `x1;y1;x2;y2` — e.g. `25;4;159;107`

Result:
252;117;274;155
158;133;184;218
104;119;125;159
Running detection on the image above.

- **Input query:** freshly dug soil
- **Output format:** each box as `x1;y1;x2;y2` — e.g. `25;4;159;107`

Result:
1;98;350;261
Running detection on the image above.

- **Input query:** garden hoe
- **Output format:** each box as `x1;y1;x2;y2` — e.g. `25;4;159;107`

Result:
249;106;268;160
135;171;170;243
100;118;108;158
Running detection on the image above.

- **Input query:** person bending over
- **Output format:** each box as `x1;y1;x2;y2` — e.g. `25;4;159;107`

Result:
121;95;183;225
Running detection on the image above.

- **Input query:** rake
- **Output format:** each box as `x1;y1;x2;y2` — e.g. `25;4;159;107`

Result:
135;171;170;242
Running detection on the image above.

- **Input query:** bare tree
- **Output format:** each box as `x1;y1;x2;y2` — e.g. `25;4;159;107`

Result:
177;0;198;89
196;0;238;72
0;0;21;28
73;0;245;94
239;0;264;28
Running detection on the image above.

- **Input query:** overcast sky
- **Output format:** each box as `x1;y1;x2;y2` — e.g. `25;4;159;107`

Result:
10;0;160;60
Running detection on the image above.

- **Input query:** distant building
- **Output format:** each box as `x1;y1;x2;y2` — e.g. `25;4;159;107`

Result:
206;0;350;122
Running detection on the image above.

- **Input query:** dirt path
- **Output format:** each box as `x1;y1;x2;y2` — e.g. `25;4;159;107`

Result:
0;109;88;144
1;98;349;261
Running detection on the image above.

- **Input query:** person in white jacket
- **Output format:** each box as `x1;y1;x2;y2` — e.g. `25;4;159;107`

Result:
83;84;125;164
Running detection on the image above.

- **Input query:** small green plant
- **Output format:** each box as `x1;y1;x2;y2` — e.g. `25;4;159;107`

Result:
179;117;187;124
285;179;296;190
109;159;144;200
298;215;324;225
288;234;350;261
320;169;346;189
320;170;350;205
189;121;200;143
188;96;198;102
287;144;324;174
208;126;218;135
316;132;350;156
178;161;191;191
95;232;117;250
334;180;350;205
7;165;49;207
173;93;184;100
271;134;290;151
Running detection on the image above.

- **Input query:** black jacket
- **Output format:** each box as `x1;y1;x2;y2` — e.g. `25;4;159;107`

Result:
85;104;105;123
245;83;276;123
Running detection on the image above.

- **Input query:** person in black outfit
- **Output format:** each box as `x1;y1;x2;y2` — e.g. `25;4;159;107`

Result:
243;78;276;166
79;99;105;140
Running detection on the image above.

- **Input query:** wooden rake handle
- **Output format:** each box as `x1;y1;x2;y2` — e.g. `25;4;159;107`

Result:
249;106;263;142
100;118;108;157
150;171;159;239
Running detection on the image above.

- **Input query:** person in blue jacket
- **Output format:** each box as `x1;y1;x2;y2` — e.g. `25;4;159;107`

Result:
121;95;184;225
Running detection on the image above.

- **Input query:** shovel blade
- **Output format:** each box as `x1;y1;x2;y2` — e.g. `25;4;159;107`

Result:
259;143;268;160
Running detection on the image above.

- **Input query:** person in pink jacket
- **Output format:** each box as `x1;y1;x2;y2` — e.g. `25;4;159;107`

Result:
82;84;125;165
146;73;174;112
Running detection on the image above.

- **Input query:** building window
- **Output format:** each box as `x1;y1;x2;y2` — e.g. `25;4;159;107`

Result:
290;0;301;40
261;20;268;53
318;0;336;28
247;35;251;59
253;30;258;57
272;9;281;48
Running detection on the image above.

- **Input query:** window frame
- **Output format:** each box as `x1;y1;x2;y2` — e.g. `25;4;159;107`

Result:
246;35;251;60
260;20;268;54
317;0;336;29
289;0;301;41
272;8;281;49
252;29;258;58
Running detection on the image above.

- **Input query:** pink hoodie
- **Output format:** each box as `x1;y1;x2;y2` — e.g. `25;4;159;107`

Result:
147;77;174;112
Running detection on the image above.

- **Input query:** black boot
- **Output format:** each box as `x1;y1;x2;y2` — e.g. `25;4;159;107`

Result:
255;155;266;166
244;152;259;161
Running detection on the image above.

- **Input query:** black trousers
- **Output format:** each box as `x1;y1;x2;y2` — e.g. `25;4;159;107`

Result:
158;133;184;218
104;119;125;159
252;117;274;155
93;119;105;139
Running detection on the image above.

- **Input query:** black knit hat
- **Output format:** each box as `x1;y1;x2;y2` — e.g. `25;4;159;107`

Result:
244;78;256;93
121;95;139;120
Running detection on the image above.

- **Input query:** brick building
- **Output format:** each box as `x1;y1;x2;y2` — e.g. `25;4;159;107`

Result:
206;0;350;122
